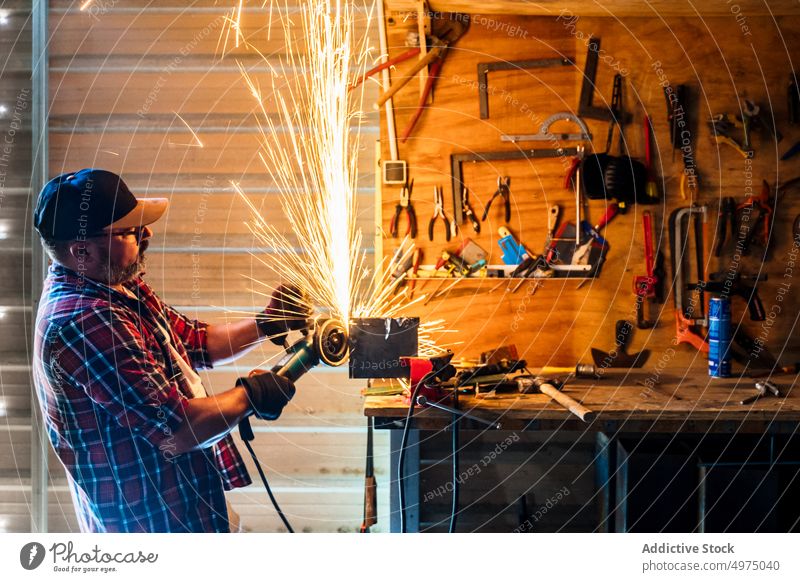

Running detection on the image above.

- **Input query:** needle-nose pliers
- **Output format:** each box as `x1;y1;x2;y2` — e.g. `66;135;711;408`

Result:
428;186;455;241
482;176;511;223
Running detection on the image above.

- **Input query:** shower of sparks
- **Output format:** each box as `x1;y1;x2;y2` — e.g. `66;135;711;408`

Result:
228;0;455;358
170;112;204;148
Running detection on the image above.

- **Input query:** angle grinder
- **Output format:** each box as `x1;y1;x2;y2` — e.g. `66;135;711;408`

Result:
240;318;349;440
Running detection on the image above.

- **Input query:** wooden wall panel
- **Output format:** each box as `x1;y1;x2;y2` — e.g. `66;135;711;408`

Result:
0;1;36;533
387;0;800;17
48;132;377;178
381;12;800;374
48;8;374;59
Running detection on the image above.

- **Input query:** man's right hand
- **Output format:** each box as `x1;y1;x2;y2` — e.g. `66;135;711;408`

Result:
236;371;296;420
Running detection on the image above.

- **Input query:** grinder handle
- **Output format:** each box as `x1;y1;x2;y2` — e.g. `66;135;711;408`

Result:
272;337;321;383
538;382;595;423
238;341;317;441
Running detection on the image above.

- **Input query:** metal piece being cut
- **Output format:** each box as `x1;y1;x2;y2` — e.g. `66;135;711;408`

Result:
272;318;350;383
348;317;419;379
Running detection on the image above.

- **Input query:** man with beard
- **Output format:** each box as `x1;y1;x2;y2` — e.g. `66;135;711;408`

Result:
32;169;309;532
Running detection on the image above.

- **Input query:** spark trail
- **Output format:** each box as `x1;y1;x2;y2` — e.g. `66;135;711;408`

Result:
227;0;453;355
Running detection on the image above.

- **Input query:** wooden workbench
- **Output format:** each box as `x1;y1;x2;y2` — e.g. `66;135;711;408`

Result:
365;372;800;432
364;372;800;532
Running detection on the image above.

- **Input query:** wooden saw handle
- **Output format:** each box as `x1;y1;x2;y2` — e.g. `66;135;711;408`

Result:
377;46;444;107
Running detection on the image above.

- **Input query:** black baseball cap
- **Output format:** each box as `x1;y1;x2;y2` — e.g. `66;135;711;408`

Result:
33;169;168;241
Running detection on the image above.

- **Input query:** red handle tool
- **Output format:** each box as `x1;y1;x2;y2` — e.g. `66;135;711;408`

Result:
349;47;422;91
633;211;657;297
400;59;443;143
595;202;619;232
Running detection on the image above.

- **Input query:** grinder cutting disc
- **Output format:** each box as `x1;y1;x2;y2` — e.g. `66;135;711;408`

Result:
316;318;349;366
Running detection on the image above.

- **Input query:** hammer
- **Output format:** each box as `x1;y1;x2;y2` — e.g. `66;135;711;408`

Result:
516;376;595;423
540;364;599;379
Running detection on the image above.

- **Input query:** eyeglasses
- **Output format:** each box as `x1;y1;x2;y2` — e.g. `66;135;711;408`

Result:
86;226;146;240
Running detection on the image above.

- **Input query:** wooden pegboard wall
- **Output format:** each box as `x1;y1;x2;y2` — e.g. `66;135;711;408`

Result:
379;9;800;373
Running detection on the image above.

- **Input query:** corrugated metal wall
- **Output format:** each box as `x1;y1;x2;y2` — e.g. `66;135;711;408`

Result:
0;0;37;533
1;0;388;533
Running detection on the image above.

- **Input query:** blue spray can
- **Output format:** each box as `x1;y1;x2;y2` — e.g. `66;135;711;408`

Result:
708;297;732;377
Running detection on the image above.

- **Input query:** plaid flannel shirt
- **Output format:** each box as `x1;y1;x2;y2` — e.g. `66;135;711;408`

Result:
33;263;251;532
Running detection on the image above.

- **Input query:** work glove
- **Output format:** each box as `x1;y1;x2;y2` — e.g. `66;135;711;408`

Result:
256;284;312;345
237;371;296;421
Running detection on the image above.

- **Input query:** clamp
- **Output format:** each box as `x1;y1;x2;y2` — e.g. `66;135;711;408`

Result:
543;204;560;255
482;176;511;223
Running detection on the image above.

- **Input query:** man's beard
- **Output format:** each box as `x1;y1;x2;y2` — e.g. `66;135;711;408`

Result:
97;242;148;286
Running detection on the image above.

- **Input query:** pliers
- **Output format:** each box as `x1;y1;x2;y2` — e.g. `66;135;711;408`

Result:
461;187;480;234
714;196;737;257
741;99;783;148
709;114;753;158
390;179;417;238
482;176;511;223
428;186;455;242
